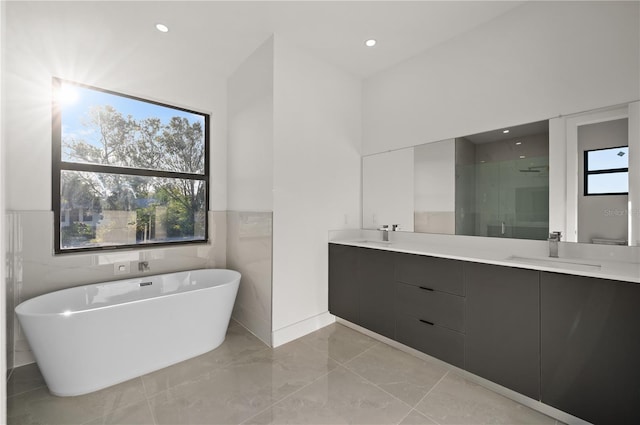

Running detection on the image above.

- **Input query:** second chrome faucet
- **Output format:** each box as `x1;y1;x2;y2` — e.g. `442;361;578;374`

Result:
379;224;400;241
548;231;562;258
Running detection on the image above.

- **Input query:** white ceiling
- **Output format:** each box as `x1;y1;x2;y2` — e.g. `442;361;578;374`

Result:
7;1;524;79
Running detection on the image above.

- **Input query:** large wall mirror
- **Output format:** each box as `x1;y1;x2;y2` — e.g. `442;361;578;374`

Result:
362;102;640;246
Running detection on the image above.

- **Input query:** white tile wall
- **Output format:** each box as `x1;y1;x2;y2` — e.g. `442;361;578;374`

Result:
226;211;272;346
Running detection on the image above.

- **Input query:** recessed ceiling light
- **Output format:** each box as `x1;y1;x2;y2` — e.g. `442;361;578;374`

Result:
365;39;377;47
503;129;510;134
519;155;526;159
515;141;522;145
156;23;169;33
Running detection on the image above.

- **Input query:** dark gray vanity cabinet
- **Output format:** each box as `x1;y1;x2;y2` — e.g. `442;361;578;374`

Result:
541;272;640;425
395;253;464;296
328;243;360;324
328;244;395;338
465;263;540;400
394;254;465;368
329;243;640;424
358;248;396;339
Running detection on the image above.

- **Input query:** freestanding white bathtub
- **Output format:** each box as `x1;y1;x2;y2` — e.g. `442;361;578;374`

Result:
15;268;240;396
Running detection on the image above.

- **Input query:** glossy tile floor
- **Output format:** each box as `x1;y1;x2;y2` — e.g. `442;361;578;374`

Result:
7;321;563;425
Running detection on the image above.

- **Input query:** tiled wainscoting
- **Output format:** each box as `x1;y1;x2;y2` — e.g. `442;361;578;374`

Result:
7;322;563;425
226;211;273;346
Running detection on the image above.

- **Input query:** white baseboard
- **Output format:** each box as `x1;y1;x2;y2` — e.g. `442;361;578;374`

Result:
271;311;335;347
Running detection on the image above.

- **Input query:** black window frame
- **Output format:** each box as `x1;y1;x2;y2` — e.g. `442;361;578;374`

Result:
583;145;629;196
52;77;210;254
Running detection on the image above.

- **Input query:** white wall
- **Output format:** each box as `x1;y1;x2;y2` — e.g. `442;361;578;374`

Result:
227;38;274;345
228;37;274;211
271;37;361;344
362;148;414;231
414;140;455;212
363;1;640;156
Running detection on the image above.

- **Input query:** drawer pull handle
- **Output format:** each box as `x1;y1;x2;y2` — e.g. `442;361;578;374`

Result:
419;319;434;326
419;286;434;291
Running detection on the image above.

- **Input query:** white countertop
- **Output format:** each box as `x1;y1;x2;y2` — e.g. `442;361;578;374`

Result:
329;230;640;284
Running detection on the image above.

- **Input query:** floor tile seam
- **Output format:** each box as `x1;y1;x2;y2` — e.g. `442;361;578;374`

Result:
140;374;159;425
141;349;241;399
340;345;450;393
294;335;337;363
394;408;442;425
340;340;381;366
80;412;103;425
145;395;159;425
394;408;414;425
76;396;155;425
6;383;48;399
237;363;345;425
295;339;350;366
219;344;273;373
411;369;451;423
339;364;414;411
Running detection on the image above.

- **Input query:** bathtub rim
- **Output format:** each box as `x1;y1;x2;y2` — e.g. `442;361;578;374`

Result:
15;268;241;318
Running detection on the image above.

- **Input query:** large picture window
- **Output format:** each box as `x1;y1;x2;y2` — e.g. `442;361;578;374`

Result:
52;78;209;253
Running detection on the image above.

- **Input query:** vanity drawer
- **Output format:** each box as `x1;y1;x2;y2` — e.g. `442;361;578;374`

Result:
396;313;464;368
395;253;464;296
396;282;465;332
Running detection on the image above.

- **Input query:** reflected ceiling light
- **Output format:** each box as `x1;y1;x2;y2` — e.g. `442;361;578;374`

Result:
515;141;522;145
519;155;526;159
156;23;169;33
365;39;377;47
503;129;510;134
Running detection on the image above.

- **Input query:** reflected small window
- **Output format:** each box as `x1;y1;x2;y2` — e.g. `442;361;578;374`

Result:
584;146;628;195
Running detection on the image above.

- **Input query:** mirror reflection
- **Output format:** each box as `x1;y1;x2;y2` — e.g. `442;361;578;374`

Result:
362;120;549;240
454;121;549;240
576;118;628;245
362;103;638;245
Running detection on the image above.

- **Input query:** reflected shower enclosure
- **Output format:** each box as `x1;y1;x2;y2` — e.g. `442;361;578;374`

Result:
455;122;550;240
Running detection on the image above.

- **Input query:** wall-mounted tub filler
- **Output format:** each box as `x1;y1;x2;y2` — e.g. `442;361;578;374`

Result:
548;231;562;258
138;261;150;272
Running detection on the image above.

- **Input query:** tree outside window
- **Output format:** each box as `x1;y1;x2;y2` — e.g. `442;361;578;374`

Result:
53;79;209;253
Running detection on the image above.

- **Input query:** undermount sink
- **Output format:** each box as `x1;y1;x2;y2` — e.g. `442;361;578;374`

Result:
506;255;602;271
352;240;393;246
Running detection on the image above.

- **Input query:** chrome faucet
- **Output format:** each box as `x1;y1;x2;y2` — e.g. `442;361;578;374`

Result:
378;224;400;241
548;231;562;258
379;225;390;241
